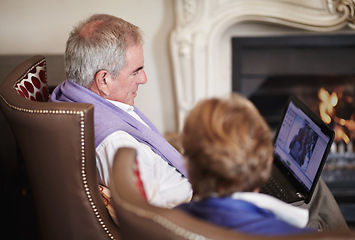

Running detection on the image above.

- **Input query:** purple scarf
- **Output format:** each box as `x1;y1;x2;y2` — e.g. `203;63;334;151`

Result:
49;80;187;177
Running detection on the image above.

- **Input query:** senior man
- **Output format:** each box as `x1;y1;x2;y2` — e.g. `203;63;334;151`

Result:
50;14;192;208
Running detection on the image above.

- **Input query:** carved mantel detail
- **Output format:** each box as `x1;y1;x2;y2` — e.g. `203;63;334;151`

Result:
170;0;355;130
328;0;355;27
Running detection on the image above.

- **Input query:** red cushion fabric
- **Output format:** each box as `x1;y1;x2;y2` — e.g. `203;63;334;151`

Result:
14;60;49;102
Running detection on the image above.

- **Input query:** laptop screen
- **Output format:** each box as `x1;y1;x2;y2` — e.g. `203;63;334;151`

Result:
273;97;334;192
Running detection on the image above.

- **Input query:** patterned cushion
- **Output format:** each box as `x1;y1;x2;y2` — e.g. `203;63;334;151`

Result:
99;185;118;225
14;59;49;102
99;158;147;225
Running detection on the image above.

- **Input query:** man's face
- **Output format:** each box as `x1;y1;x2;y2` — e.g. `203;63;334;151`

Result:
107;43;147;106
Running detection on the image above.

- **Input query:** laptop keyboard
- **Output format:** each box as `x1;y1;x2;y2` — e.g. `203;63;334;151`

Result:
261;177;289;202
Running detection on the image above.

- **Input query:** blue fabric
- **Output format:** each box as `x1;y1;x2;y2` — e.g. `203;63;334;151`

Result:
49;80;187;177
177;197;312;236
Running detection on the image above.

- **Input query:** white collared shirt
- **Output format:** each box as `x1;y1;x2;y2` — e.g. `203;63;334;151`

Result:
107;99;150;128
231;192;309;228
96;100;193;208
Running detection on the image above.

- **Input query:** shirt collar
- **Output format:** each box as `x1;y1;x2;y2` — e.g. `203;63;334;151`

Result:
107;99;135;113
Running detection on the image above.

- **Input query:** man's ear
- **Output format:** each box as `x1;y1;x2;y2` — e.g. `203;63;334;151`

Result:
94;70;111;96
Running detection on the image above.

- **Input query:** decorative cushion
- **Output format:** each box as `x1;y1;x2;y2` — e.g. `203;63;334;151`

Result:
14;59;49;102
99;158;147;225
99;184;118;225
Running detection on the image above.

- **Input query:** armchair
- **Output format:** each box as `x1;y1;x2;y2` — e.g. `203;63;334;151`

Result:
0;55;120;239
110;147;355;240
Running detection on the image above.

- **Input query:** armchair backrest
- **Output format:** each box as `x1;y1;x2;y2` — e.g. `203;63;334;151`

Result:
0;55;120;240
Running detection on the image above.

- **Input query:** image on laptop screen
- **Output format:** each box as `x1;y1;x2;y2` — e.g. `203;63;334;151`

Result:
274;99;331;191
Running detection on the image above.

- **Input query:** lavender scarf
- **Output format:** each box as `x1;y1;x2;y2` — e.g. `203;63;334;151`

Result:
49;80;187;177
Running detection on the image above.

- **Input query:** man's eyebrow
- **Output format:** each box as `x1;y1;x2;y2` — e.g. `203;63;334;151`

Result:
133;66;144;73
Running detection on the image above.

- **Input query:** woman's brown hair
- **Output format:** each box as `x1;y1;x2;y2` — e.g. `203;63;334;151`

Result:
182;93;273;199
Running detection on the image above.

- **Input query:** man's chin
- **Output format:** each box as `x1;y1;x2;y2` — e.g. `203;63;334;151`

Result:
128;100;135;106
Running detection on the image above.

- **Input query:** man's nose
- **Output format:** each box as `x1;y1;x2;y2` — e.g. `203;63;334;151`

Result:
139;70;147;84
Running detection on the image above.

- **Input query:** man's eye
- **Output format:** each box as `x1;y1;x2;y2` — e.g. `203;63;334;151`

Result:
132;67;143;76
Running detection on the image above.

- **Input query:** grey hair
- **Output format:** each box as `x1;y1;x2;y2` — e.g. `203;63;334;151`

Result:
65;14;143;87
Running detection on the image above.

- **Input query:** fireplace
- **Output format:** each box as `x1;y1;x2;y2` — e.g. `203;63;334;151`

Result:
170;0;355;131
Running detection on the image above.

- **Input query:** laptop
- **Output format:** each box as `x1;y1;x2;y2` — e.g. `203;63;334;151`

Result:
260;96;335;204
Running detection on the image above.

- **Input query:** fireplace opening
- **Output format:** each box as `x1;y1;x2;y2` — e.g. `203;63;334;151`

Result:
246;75;355;128
232;34;355;124
232;33;355;138
232;33;355;224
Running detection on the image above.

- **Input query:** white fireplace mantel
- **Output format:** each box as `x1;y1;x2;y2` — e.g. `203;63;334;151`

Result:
170;0;355;129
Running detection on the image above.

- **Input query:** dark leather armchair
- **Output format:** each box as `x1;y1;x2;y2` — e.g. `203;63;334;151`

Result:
110;147;355;240
0;55;120;239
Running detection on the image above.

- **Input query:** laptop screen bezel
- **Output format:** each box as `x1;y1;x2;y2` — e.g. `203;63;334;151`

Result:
272;95;335;204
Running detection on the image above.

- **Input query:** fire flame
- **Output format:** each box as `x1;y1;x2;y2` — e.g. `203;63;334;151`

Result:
318;88;350;144
318;88;338;124
334;126;350;144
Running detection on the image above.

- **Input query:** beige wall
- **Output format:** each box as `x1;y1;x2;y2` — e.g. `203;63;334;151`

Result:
0;0;177;133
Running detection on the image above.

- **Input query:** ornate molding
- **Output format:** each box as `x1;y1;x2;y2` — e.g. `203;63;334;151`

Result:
170;0;355;130
327;0;355;28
